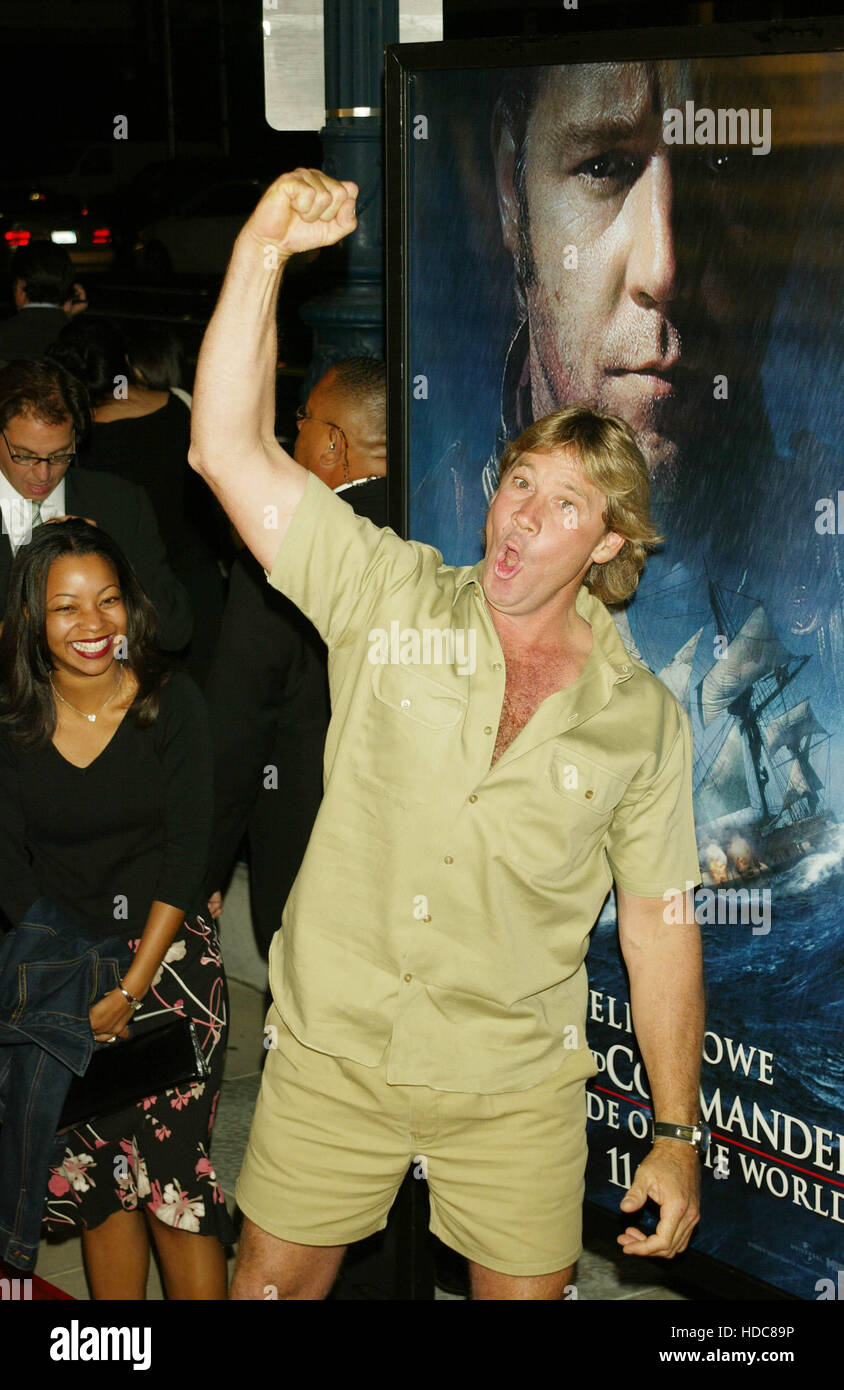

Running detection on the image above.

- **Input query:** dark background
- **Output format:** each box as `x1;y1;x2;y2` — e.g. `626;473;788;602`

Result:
8;2;840;143
4;0;839;387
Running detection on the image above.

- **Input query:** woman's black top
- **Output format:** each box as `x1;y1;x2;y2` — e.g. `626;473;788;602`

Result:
0;672;212;939
79;394;190;560
79;394;223;578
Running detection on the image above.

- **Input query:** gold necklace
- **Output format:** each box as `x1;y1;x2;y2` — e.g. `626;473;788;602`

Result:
50;666;124;724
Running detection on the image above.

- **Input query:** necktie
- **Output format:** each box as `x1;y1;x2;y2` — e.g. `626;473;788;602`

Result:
30;500;43;530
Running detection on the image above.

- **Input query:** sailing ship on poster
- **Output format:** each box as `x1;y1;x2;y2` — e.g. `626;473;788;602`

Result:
657;581;837;889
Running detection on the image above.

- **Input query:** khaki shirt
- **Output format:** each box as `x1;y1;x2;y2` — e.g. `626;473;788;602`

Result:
266;473;701;1093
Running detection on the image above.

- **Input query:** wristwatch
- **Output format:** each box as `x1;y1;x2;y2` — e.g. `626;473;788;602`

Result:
653;1121;710;1156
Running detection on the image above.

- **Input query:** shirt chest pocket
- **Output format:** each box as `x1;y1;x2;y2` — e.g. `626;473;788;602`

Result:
352;662;467;805
372;662;467;729
505;745;630;886
549;746;630;818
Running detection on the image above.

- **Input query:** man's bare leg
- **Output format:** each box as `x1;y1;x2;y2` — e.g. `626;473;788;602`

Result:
469;1260;575;1301
230;1216;347;1300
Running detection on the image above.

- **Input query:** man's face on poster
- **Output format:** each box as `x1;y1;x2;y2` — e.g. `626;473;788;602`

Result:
494;61;783;483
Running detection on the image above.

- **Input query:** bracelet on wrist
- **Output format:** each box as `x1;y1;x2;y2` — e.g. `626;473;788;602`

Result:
118;982;143;1012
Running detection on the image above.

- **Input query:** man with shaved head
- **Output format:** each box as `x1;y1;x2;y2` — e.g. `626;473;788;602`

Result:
292;357;386;495
205;356;387;950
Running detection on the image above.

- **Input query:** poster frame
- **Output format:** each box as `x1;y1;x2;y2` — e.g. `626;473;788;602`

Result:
384;14;844;1300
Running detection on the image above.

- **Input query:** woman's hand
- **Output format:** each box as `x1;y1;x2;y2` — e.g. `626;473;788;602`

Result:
89;989;134;1043
207;891;223;920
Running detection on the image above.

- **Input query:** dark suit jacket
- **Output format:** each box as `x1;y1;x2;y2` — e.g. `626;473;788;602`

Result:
205;476;387;952
0;307;68;365
0;468;193;651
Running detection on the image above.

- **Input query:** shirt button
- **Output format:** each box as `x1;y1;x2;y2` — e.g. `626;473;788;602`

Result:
403;973;412;983
585;789;594;799
620;664;629;673
568;713;578;722
443;855;453;864
493;662;503;671
483;725;493;735
401;698;411;709
468;793;478;803
422;914;432;922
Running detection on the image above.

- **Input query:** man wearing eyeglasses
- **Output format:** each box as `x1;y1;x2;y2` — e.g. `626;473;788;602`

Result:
0;358;193;650
293;369;386;498
0;419;79;547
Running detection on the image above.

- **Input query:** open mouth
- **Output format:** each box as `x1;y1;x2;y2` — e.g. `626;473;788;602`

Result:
494;542;522;580
70;637;113;658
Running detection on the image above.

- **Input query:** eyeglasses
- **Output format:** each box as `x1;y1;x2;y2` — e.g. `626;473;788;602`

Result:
295;406;346;450
1;428;76;468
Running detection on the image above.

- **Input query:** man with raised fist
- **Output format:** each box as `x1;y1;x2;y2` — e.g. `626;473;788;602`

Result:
190;170;704;1302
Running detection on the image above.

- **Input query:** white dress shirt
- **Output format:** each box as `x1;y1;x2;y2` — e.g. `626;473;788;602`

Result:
0;472;67;554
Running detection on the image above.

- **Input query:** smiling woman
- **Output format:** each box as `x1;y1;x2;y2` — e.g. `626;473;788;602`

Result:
45;553;127;717
0;520;233;1299
0;520;163;745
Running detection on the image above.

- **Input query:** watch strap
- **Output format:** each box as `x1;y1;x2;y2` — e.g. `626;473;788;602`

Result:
653;1121;708;1152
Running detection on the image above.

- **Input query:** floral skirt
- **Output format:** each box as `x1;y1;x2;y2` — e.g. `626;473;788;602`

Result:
44;913;235;1245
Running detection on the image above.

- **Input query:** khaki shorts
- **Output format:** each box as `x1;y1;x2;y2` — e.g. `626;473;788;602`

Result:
235;1004;597;1278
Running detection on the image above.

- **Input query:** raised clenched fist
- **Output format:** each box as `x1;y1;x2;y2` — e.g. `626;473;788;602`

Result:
245;168;358;259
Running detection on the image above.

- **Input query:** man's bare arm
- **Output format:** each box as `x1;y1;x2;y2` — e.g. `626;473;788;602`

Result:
615;887;705;1258
189;169;358;571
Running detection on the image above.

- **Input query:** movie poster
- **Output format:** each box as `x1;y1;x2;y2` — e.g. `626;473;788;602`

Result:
397;36;844;1297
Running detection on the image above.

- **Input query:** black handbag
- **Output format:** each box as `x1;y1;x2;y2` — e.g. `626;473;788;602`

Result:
57;1017;209;1133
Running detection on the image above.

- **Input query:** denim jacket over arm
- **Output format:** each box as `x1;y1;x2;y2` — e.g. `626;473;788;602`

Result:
0;899;133;1271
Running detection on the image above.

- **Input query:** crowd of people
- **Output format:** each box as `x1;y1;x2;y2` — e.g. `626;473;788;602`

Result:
0;174;704;1304
0;237;390;1297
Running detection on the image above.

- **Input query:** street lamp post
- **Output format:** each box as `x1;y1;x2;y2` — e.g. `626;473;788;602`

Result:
299;0;398;385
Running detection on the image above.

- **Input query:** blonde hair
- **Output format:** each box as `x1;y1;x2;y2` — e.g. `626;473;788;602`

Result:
496;406;663;605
